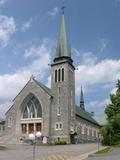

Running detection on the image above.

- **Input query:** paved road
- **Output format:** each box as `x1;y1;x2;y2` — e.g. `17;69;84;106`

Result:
0;143;99;160
85;147;120;160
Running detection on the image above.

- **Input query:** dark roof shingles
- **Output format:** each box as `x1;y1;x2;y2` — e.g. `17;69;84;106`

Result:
75;106;100;126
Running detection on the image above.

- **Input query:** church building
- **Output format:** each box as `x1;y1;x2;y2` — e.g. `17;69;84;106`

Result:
5;11;100;144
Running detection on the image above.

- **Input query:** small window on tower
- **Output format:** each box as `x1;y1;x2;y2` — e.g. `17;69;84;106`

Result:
55;123;59;130
58;69;61;81
55;70;57;82
57;106;61;115
59;123;62;129
62;68;64;81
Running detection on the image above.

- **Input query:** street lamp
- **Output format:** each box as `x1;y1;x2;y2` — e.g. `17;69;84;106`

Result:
29;131;42;160
96;133;100;152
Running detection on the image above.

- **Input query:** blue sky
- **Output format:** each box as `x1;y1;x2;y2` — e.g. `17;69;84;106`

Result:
0;0;120;118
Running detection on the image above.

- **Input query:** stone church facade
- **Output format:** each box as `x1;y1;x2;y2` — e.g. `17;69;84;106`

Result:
5;12;100;144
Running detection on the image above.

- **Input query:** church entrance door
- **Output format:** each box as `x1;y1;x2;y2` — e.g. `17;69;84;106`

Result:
36;123;41;132
70;132;77;144
29;123;34;133
21;124;27;134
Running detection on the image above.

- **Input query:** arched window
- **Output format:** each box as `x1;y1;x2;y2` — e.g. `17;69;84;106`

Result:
36;105;41;117
62;68;64;81
58;69;61;82
55;70;57;82
30;105;35;118
57;106;60;115
22;94;42;119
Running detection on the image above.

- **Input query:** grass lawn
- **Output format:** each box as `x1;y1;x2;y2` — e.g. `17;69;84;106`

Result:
95;143;120;155
96;146;112;154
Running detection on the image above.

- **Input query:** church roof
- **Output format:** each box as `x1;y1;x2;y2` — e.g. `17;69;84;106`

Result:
93;115;107;126
75;106;100;126
13;77;52;102
34;79;52;96
54;12;71;62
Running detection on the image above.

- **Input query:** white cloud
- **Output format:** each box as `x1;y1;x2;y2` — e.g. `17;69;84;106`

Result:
0;40;51;117
0;0;6;6
75;53;120;95
86;98;110;115
48;7;59;17
110;87;117;94
0;15;16;47
82;52;97;65
46;75;51;88
87;99;110;109
24;40;51;59
21;18;33;31
0;101;13;118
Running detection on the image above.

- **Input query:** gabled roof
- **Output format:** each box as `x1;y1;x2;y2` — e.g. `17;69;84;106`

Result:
75;106;100;126
6;78;52;115
13;78;52;101
34;79;52;96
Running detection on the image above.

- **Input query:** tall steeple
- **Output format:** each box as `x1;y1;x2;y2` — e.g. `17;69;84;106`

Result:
80;86;85;110
51;8;75;143
54;8;72;63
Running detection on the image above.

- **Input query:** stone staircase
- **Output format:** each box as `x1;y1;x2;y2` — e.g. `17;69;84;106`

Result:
0;134;22;145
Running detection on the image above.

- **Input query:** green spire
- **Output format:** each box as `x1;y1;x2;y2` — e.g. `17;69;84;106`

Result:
54;10;72;62
80;86;85;110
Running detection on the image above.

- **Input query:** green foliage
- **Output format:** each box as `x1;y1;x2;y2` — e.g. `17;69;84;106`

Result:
101;80;120;145
54;140;67;145
100;124;113;145
105;95;120;120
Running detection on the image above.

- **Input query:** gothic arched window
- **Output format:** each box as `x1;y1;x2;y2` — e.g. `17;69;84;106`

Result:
23;107;28;118
55;70;57;82
22;94;42;119
62;68;64;81
30;105;35;118
58;69;61;81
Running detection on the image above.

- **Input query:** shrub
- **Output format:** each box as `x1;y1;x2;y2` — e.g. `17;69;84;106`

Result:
54;140;67;145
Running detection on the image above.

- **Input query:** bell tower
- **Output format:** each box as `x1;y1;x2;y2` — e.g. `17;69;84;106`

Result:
50;9;76;143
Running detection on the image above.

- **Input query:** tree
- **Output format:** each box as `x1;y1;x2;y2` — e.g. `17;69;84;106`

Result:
105;80;120;120
101;80;120;145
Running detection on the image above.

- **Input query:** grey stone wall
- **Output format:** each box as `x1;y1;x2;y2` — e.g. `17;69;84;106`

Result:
50;61;75;143
5;79;51;138
75;116;100;143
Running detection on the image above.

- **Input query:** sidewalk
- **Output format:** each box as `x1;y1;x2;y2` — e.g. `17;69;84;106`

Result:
69;146;107;160
83;147;120;160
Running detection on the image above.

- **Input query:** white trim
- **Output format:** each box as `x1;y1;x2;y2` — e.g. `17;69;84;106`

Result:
21;118;42;124
55;122;63;130
57;106;61;116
